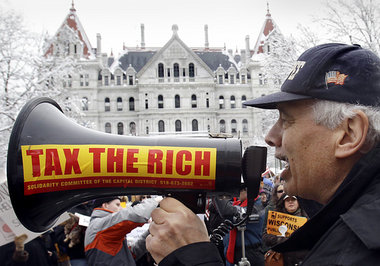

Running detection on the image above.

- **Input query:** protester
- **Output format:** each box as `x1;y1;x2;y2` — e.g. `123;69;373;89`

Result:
146;43;380;265
223;185;264;266
85;196;159;266
262;194;308;265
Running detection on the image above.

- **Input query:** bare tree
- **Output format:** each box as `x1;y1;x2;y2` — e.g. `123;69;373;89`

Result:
0;8;87;167
322;0;380;55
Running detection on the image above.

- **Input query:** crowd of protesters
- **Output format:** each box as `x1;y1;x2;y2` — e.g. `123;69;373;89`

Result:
0;174;316;266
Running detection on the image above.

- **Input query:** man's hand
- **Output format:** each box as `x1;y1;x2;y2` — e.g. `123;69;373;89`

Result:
146;197;210;264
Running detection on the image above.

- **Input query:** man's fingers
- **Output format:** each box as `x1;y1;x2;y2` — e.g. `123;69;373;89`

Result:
158;197;190;213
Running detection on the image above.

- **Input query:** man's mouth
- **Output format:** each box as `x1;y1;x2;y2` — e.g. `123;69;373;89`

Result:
277;156;290;178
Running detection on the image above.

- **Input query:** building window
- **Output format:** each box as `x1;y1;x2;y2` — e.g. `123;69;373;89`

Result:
116;75;121;85
104;75;109;86
117;97;123;111
241;75;246;84
191;94;197;108
129;97;135;111
175;120;182;132
130;122;136;136
243;119;248;134
158;95;164;108
219;120;226;133
105;97;110;112
189;63;195;77
218;75;223;84
118;122;124;135
242;95;247;108
230;95;236;108
158;63;164;77
80;73;89;86
219;96;225;109
192;119;198;131
146;126;149;134
158;120;165;132
230;75;234;84
175;95;180;108
145;98;149;109
105;122;111;133
81;97;88;111
206;98;209;108
129;75;133;85
183;68;186;76
174;63;179;77
231;119;237;133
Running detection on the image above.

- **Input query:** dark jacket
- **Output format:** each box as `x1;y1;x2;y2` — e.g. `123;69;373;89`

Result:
159;145;380;265
274;144;380;265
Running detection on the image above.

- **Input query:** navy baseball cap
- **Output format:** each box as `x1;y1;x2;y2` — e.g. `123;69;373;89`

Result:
244;43;380;109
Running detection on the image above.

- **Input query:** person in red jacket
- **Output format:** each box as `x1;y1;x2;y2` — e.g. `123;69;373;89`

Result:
85;196;159;266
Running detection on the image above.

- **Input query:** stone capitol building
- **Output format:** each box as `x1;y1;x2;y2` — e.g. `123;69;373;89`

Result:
45;3;281;151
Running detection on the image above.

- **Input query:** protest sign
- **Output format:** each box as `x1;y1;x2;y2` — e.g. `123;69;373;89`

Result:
0;180;69;246
266;210;307;237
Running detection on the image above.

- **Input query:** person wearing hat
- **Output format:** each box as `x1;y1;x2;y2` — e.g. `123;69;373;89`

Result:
145;43;380;265
85;196;160;266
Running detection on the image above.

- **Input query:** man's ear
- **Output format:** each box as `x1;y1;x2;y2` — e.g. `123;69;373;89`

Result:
335;110;369;158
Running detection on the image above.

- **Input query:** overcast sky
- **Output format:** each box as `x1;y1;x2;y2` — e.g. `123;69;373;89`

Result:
2;0;328;56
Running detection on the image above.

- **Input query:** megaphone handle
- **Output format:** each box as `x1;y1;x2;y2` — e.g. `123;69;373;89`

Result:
165;192;206;213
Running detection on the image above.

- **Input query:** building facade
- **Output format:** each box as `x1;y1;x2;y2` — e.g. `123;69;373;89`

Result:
45;4;280;150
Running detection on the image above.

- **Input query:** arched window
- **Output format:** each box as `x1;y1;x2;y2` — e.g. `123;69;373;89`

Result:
117;122;124;135
158;63;164;77
129;97;135;111
219;120;226;133
175;120;182;132
129;122;136;136
219;96;225;109
189;63;195;77
174;63;179;77
230;95;236;108
243;119;248;134
105;122;111;133
175;95;180;108
242;95;247;108
192;119;198;131
158;120;165;132
231;119;237;133
105;97;110;112
81;97;88;111
158;95;164;108
191;94;197;108
117;97;123;111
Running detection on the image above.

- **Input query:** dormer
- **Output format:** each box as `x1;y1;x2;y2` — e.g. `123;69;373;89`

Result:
113;67;124;86
126;64;137;85
101;68;111;86
227;65;237;84
215;64;225;84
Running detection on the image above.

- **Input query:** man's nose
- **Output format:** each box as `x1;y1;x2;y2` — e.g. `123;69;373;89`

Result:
265;121;282;147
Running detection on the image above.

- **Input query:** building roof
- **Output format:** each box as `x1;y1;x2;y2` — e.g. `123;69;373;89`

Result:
44;2;94;58
253;3;277;54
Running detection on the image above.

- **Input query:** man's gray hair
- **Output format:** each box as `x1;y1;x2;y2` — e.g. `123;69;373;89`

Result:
312;100;380;149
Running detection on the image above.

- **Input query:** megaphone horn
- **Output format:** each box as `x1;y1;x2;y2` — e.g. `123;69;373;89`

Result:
7;97;243;232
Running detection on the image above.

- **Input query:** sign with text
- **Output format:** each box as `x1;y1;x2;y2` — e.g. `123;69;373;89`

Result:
266;210;307;237
22;144;217;195
0;181;69;246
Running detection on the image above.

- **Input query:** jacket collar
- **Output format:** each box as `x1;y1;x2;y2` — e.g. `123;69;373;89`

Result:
274;144;380;252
